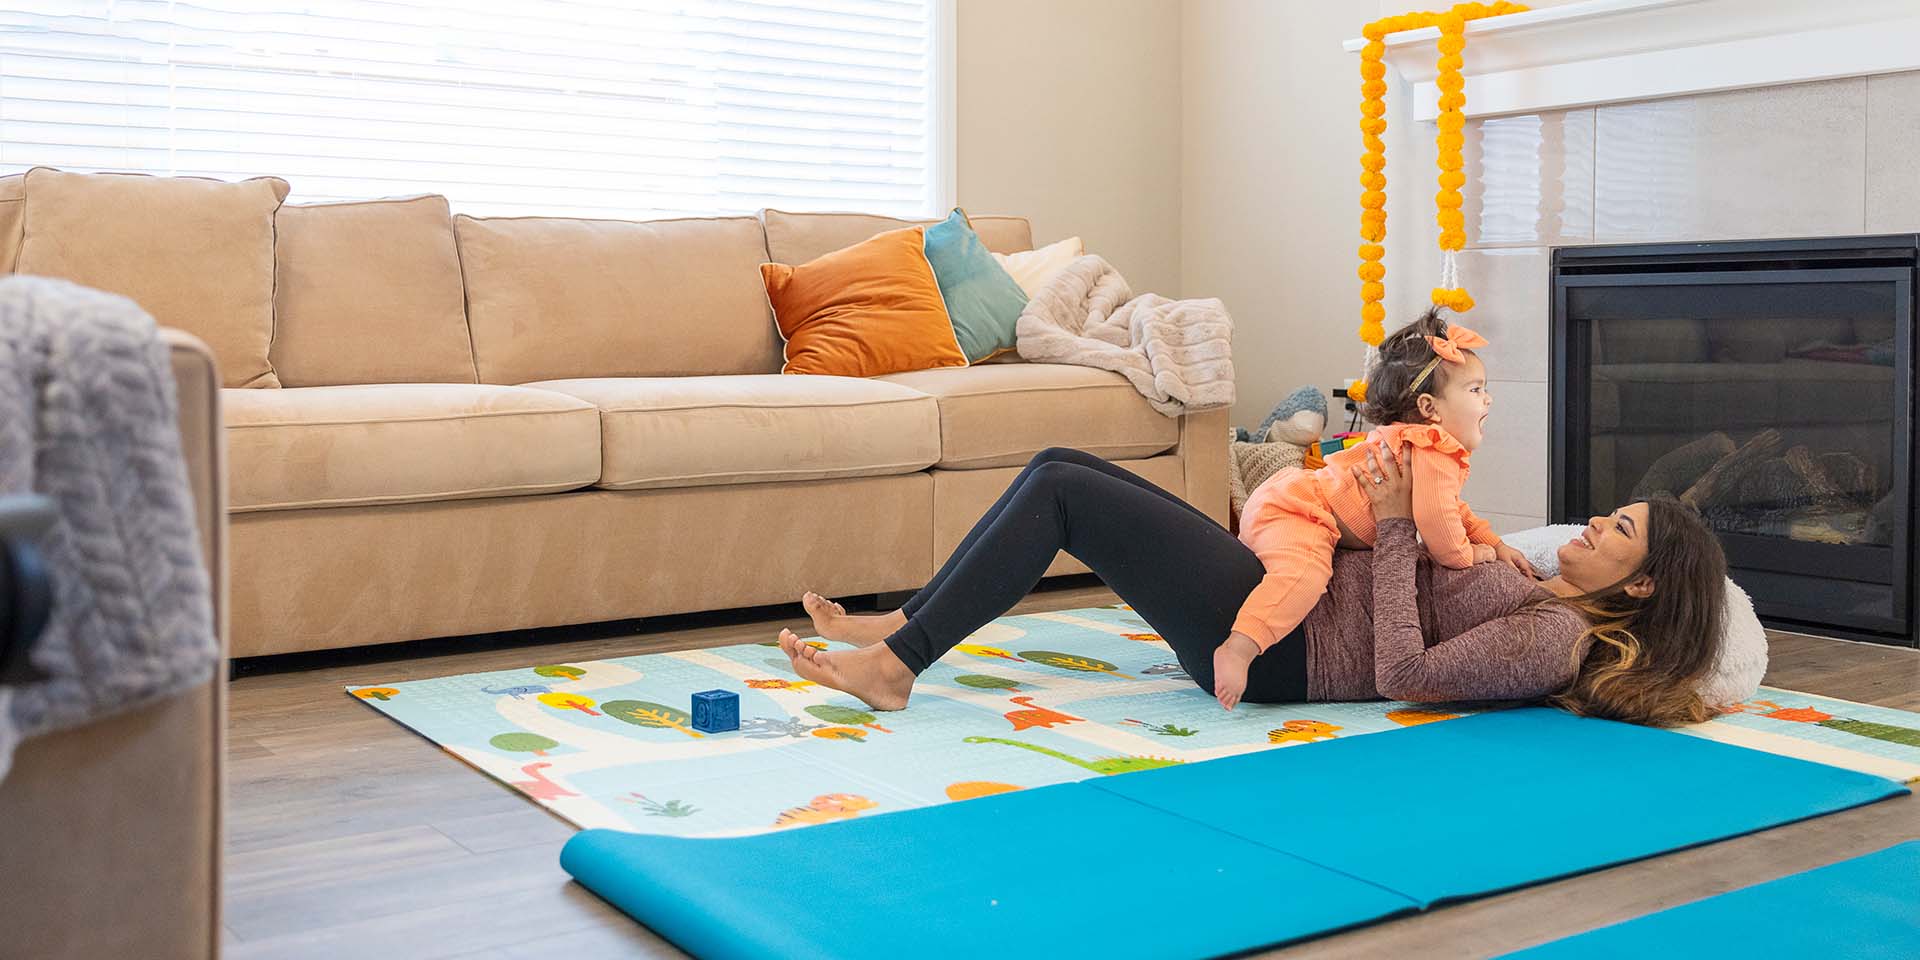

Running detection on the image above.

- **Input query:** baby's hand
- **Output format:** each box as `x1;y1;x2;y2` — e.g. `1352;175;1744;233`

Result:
1472;543;1498;565
1494;542;1540;580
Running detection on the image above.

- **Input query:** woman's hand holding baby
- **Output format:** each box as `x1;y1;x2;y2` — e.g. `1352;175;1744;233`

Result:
1352;440;1414;520
1213;632;1259;710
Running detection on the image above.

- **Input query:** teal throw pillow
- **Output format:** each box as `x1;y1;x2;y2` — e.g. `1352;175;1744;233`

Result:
922;209;1029;362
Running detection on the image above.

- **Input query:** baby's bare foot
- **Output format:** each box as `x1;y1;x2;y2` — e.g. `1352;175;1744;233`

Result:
801;591;906;647
777;628;914;711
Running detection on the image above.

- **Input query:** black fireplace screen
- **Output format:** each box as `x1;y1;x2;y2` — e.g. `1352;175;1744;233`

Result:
1579;281;1895;545
1554;238;1916;644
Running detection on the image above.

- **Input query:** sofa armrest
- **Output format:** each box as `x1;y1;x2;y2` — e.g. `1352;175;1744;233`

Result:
166;328;229;641
1176;407;1230;528
0;329;229;959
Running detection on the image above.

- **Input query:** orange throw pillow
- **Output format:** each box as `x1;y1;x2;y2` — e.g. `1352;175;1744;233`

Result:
762;225;968;377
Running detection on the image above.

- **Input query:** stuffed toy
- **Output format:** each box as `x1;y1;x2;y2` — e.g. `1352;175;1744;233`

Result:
1253;385;1328;445
1228;387;1331;526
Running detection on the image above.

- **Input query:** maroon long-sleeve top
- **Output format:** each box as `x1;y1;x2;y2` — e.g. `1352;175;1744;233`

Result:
1301;517;1594;702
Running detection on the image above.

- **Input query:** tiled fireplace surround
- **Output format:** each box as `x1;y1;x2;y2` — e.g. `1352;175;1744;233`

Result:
1435;71;1920;534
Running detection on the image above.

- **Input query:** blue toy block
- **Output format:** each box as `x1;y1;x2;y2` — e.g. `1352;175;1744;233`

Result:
690;689;739;733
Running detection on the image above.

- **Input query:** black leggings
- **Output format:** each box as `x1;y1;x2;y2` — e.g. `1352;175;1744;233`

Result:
884;447;1310;703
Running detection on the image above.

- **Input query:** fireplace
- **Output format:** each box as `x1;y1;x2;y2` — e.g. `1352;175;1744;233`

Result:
1551;236;1917;646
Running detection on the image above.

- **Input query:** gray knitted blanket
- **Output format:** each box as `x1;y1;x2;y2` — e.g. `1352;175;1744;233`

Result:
0;276;217;781
1015;254;1236;416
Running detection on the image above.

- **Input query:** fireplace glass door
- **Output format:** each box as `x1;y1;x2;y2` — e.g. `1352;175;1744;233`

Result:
1556;255;1914;641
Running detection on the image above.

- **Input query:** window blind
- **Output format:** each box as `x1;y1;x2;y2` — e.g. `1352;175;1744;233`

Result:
0;0;949;218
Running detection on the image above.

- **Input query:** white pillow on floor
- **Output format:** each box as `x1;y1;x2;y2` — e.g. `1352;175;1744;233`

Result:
1502;524;1767;709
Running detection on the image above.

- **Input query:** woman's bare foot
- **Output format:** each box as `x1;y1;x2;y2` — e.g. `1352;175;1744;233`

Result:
801;591;906;647
779;628;915;711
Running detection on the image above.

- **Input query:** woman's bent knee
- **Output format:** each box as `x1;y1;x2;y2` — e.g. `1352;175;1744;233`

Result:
1030;446;1080;467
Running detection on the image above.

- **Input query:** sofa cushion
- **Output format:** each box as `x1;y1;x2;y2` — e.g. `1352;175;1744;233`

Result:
272;194;476;386
763;226;967;378
763;209;1034;265
223;384;601;512
924;209;1028;362
16;167;290;388
457;214;780;385
875;363;1179;469
0;174;21;272
525;375;941;489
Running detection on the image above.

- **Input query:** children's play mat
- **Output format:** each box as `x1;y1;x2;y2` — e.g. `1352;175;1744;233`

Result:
351;605;1920;837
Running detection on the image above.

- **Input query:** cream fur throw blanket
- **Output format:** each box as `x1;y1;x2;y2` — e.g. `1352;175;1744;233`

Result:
0;276;217;782
1016;255;1235;416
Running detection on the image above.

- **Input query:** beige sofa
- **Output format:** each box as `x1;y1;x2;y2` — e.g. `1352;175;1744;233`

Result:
0;331;226;959
1;172;1226;658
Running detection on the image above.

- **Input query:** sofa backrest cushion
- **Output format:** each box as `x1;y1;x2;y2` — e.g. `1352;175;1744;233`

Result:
763;225;967;378
762;209;1034;265
272;194;477;386
457;214;780;384
0;174;21;272
16;167;290;388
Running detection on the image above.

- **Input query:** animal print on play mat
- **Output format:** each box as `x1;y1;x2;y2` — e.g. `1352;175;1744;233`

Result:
351;605;1920;836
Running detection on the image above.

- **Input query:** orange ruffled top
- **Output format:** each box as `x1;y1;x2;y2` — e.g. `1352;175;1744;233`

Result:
1317;422;1500;570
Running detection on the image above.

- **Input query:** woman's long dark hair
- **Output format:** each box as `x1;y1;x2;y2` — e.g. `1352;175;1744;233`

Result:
1547;498;1728;727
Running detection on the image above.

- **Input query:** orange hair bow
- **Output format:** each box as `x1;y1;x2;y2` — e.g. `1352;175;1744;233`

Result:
1425;324;1488;364
1404;324;1490;397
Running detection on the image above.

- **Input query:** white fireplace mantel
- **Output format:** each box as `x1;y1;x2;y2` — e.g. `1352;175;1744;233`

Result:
1344;0;1920;121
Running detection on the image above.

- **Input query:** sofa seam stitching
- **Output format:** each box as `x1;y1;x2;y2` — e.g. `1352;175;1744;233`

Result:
225;406;597;429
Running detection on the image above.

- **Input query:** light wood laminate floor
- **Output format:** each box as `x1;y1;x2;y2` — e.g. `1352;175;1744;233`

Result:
223;582;1920;959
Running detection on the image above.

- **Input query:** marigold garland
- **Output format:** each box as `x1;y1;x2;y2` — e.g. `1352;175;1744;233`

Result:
1356;2;1527;351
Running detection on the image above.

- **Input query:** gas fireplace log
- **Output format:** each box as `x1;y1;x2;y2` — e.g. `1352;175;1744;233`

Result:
1632;431;1736;500
1680;429;1783;511
1814;451;1877;502
1781;446;1845;506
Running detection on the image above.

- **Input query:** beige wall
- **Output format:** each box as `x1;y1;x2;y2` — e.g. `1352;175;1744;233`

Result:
1181;1;1377;433
1178;0;1586;435
956;0;1184;298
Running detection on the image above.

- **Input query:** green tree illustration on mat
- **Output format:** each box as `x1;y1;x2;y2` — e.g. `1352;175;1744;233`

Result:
489;732;560;757
533;665;586;681
806;704;892;733
624;793;698;817
955;674;1025;693
602;700;704;739
1018;651;1135;679
962;736;1182;774
1121;718;1198;737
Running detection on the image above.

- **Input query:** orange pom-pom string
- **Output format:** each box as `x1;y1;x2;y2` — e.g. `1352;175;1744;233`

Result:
1355;3;1525;385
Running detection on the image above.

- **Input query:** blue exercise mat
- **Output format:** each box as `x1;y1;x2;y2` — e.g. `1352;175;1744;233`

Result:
562;708;1909;959
561;783;1417;960
1499;841;1920;959
1094;707;1908;905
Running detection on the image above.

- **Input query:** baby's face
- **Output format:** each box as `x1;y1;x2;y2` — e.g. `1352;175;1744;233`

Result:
1428;352;1491;450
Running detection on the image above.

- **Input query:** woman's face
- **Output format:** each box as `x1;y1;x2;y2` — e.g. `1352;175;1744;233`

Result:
1556;502;1654;595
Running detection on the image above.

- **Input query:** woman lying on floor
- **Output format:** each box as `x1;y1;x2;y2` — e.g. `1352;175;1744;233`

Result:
779;445;1731;727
